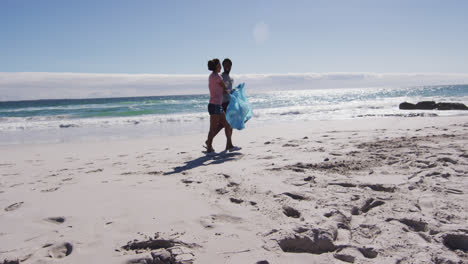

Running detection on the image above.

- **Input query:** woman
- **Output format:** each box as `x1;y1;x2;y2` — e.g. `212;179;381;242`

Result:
205;58;234;153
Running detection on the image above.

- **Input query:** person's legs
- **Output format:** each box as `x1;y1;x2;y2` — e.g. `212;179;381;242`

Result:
222;101;233;149
212;102;229;137
220;114;234;150
206;114;221;152
213;120;224;138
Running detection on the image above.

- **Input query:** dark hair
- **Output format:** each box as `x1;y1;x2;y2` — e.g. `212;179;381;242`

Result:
222;58;232;67
207;59;220;71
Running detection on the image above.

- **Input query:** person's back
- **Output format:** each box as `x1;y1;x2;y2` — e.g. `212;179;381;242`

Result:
209;72;224;105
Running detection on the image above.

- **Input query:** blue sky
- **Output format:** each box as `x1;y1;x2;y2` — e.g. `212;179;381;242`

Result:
2;0;468;74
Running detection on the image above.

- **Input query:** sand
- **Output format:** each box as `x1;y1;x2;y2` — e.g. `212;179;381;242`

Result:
1;116;468;264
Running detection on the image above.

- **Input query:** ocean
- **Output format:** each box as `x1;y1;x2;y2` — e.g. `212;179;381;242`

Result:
1;84;467;144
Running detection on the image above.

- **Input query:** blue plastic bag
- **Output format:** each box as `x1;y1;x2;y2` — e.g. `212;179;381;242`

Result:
226;83;253;130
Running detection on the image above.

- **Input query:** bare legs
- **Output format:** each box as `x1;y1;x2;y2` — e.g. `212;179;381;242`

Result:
206;114;233;153
205;115;220;153
213;120;226;138
212;102;233;149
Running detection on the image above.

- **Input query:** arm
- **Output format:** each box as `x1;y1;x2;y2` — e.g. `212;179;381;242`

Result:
218;79;228;93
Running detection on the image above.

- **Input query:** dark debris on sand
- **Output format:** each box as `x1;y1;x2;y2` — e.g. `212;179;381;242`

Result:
122;233;200;264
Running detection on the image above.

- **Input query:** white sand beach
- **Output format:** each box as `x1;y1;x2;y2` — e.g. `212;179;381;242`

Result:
1;116;468;264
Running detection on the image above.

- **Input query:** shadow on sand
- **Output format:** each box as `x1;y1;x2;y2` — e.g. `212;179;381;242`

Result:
164;151;243;175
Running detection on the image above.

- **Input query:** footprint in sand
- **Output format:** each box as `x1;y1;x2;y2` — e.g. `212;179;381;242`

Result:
359;184;396;193
227;181;239;187
41;187;60;193
362;198;385;213
215;188;229;195
200;214;243;229
48;242;73;259
385;218;428;232
353;224;381;243
445;188;463;195
352;198;385;215
5;202;24;212
272;226;337;254
442;233;468;252
230;198;244;204
282;205;301;218
44;217;66;224
2;260;20;264
324;210;350;230
358;247;378;259
282;143;299;147
86;169;103;173
282;192;308;201
181;179;202;185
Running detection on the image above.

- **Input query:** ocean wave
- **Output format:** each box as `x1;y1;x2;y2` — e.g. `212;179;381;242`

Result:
0;112;208;132
1;86;467;133
280;111;301;115
354;113;439;118
59;124;79;128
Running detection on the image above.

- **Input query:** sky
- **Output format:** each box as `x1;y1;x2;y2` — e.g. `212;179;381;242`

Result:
1;0;468;100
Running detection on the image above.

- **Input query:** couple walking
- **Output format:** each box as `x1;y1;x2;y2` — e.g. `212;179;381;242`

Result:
205;58;236;153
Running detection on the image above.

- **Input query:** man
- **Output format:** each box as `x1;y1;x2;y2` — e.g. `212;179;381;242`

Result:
221;58;233;113
213;58;234;140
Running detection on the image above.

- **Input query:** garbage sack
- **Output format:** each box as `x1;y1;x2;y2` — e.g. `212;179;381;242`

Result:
226;83;253;130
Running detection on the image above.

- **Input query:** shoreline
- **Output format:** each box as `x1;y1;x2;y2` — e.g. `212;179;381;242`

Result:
2;112;468;146
1;116;468;263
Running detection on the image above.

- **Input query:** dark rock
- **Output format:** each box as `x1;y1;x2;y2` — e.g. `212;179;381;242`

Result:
400;101;468;111
437;102;468;110
415;101;437;110
399;102;416;110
